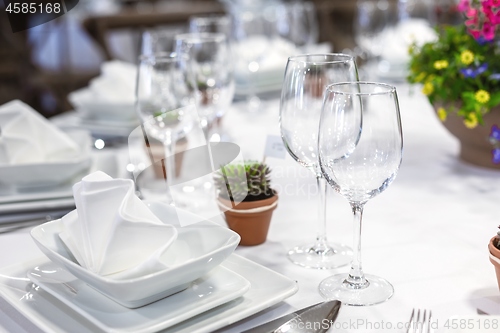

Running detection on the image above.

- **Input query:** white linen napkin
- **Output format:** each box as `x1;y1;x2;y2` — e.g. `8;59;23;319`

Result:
0;100;81;165
71;60;137;105
59;171;177;278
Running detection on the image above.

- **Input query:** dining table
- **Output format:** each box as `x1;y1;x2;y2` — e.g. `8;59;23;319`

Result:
0;81;499;333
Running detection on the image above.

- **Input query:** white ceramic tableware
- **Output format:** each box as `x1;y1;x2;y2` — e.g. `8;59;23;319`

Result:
0;130;92;188
0;254;298;333
28;261;250;333
30;201;240;308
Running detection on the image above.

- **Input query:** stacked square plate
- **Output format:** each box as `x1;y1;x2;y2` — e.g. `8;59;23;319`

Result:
0;201;298;333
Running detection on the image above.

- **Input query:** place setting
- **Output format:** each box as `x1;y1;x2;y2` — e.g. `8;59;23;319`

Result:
0;169;298;333
52;60;140;143
0;100;121;228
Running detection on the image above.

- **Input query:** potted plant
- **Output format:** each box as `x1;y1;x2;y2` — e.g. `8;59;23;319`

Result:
214;161;278;246
488;226;500;289
407;0;500;169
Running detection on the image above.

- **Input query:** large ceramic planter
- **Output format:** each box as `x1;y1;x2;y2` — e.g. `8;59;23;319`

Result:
436;104;500;170
488;236;500;290
218;195;278;246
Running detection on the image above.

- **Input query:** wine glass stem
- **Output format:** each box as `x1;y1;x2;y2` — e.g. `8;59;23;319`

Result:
315;176;329;251
345;202;368;288
163;130;176;204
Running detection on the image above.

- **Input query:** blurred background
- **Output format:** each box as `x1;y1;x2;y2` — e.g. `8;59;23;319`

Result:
0;0;461;118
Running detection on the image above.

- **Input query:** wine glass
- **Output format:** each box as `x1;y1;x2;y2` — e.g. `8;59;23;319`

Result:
174;32;234;141
188;16;234;141
279;54;357;269
274;1;319;52
318;82;403;305
135;53;196;202
188;14;232;38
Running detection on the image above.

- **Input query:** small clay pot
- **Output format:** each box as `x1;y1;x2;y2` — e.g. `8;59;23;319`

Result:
218;195;278;246
488;236;500;290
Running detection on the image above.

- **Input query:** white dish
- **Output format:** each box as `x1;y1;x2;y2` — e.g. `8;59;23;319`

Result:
0;254;298;333
28;260;250;333
69;88;137;121
0;150;119;215
0;130;92;188
30;201;241;308
51;111;139;139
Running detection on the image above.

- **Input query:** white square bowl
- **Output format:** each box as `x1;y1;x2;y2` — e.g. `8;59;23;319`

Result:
0;130;92;188
30;201;240;308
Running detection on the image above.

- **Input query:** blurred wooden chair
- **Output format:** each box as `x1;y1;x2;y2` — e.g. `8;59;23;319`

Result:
82;1;224;60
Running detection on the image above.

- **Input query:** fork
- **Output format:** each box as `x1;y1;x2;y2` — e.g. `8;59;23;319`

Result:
406;308;432;333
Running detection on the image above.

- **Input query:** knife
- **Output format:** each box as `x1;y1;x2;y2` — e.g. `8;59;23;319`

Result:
241;300;341;333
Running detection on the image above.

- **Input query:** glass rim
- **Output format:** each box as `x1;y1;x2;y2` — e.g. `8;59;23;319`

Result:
174;32;227;43
325;81;396;96
287;53;354;64
189;14;230;24
138;52;188;63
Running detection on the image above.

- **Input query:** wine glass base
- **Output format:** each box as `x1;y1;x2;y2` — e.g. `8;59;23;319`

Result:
287;243;353;269
318;273;394;306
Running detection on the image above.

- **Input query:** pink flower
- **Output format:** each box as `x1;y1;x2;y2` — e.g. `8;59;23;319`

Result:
458;0;470;12
482;22;496;40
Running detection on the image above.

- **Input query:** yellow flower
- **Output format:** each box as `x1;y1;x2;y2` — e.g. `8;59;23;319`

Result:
460;50;474;65
422;82;434;95
433;60;449;70
437;107;447;121
475;90;490;104
464;113;478;129
415;72;426;82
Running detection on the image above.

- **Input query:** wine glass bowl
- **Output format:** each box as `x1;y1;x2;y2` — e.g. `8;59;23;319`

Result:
174;33;234;129
318;81;403;305
279;54;358;269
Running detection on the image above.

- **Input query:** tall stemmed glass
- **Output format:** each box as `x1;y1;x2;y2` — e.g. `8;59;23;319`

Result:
318;82;403;305
279;54;357;269
136;53;195;201
174;32;234;142
188;17;234;141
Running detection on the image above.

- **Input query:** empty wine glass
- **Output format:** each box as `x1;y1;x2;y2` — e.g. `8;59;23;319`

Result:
174;32;234;141
135;53;196;202
318;82;403;305
188;16;234;141
280;54;357;269
189;14;232;38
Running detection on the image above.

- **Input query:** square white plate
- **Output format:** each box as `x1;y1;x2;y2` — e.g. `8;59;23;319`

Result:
27;260;250;333
0;254;298;333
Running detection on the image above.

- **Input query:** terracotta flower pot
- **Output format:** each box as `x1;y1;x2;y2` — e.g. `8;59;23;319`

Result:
218;195;278;246
488;236;500;290
435;103;500;170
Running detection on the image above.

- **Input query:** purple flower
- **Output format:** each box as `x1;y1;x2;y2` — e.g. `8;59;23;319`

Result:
489;73;500;80
460;63;488;78
490;124;500;141
492;148;500;164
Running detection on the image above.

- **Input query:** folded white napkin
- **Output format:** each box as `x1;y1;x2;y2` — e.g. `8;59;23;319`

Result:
0;100;81;165
59;171;177;278
78;60;137;104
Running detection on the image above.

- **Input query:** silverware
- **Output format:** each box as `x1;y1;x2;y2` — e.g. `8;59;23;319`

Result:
407;308;432;333
241;300;341;333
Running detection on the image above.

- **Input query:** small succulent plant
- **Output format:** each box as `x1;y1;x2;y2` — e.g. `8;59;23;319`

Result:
496;225;500;250
215;161;274;202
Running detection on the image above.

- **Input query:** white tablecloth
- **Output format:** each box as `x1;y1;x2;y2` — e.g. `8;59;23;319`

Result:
1;83;499;332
